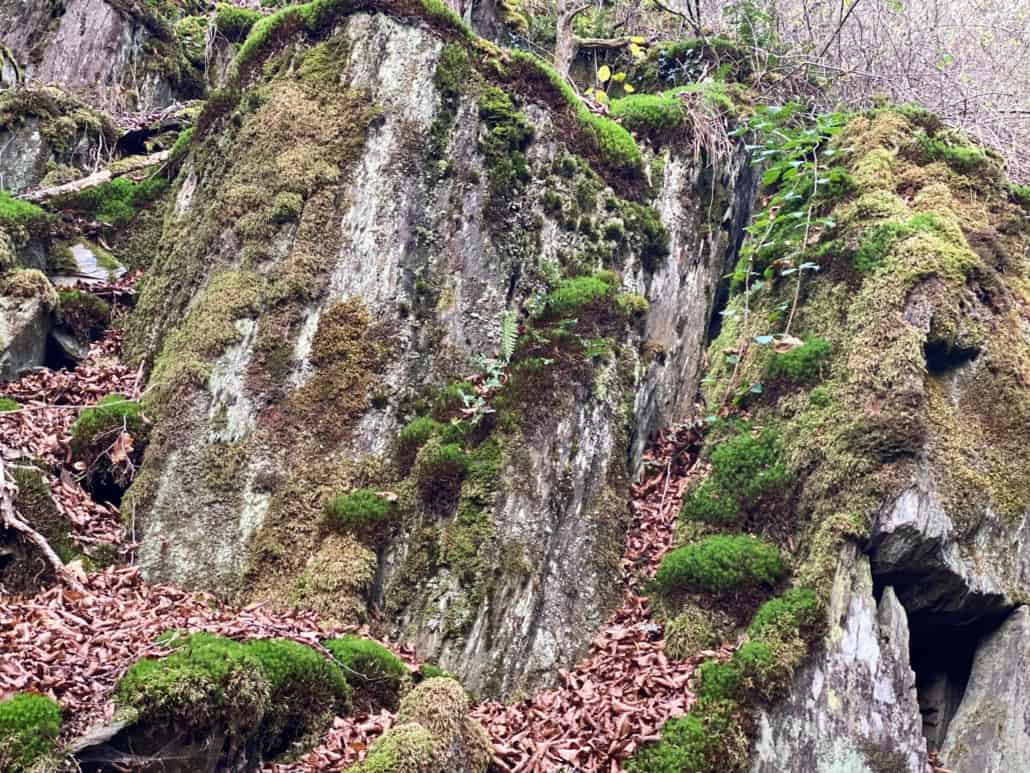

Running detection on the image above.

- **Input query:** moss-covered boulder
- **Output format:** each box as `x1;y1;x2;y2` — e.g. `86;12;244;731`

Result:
351;678;491;773
111;632;351;767
325;635;410;712
69;394;148;502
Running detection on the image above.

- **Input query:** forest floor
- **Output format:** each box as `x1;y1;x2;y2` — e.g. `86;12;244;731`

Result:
0;277;725;772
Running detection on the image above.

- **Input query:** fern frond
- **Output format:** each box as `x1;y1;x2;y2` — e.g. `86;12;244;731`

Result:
500;310;518;364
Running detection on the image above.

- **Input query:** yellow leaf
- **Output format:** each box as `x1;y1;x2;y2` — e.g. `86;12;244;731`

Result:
630;35;646;44
623;83;636;93
597;64;611;83
594;89;609;104
612;71;626;82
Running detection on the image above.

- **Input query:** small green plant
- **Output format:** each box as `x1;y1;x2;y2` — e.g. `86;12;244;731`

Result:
0;692;61;772
624;698;747;772
214;2;261;40
653;534;785;595
325;635;409;712
324;489;395;534
748;587;822;640
0;398;19;412
545;272;616;316
767;337;830;383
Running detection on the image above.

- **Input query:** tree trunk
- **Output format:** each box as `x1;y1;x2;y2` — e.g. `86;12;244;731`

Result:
555;1;588;78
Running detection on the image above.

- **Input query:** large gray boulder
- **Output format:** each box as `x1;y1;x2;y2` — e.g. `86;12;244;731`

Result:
939;606;1030;772
0;293;51;381
752;546;927;773
125;10;753;699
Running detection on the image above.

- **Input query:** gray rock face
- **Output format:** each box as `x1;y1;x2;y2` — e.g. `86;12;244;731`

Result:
0;118;47;194
869;461;1027;626
0;0;184;112
0;294;50;380
752;546;927;773
939;607;1030;772
131;12;752;697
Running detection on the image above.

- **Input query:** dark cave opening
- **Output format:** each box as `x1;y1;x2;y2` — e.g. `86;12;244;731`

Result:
874;576;1011;753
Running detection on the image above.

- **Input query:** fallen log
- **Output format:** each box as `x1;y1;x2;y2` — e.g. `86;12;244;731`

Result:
18;150;170;204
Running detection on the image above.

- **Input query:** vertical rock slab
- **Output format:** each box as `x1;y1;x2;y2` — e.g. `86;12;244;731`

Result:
0;0;192;112
939;606;1030;771
751;546;927;773
0;295;50;380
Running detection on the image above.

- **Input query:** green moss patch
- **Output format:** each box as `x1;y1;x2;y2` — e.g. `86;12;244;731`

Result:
654;535;785;596
70;394;148;493
117;632;351;761
325;635;409;712
0;692;62;773
766;337;830;384
325;488;396;536
57;174;169;227
679;427;789;526
245;638;351;757
115;632;270;742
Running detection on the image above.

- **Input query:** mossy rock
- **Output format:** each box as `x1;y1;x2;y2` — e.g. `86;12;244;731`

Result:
114;632;271;748
351;678;491;773
69;394;149;501
624;697;747;773
57;289;111;344
0;269;58;308
324;635;409;712
115;632;353;765
653;535;785;597
0;692;62;773
413;438;468;509
245;638;352;758
289;532;377;623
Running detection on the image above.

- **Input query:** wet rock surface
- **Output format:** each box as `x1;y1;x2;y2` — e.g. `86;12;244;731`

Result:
752;546;927;773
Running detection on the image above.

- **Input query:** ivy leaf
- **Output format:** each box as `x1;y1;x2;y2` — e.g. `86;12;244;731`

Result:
749;382;764;394
597;65;612;83
754;334;774;345
725;354;740;364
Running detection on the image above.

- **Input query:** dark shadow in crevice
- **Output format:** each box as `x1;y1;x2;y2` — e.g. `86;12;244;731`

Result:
872;577;1010;753
923;340;979;375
